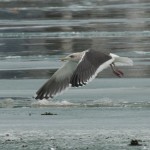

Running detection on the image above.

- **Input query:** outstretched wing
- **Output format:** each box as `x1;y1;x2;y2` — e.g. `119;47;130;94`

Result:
70;50;113;87
35;61;78;100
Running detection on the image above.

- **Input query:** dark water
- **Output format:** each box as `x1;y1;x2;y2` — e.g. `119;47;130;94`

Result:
0;0;150;79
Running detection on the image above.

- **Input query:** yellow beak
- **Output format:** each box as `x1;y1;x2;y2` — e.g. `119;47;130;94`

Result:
60;57;68;62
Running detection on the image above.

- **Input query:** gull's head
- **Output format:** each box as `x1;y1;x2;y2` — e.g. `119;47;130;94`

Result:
60;52;82;62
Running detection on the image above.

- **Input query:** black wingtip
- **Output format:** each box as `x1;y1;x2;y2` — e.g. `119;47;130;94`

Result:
34;91;52;100
34;94;52;100
34;95;42;100
70;74;76;87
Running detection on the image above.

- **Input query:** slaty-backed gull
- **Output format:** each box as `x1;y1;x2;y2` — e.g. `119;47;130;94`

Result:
35;49;133;100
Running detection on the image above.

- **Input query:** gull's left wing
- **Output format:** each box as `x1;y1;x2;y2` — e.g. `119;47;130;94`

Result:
70;50;114;87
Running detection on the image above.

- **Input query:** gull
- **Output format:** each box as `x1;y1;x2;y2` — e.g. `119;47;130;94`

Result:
35;49;133;100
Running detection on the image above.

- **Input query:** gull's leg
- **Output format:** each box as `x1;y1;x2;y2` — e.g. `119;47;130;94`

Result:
110;63;124;77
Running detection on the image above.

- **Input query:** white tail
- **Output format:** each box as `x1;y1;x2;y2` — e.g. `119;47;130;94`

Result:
110;53;133;66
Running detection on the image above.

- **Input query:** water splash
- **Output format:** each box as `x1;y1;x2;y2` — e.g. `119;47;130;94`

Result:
31;99;79;107
31;98;150;108
0;98;14;108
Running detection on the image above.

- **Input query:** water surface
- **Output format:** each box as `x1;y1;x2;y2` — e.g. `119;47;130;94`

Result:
0;0;150;150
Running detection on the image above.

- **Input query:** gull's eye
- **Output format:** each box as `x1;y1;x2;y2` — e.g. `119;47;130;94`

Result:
70;55;74;58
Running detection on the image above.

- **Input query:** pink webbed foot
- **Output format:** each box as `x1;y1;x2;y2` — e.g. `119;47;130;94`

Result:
113;70;124;77
110;63;124;78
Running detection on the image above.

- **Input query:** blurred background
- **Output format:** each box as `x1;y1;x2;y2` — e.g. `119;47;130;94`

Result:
0;0;150;79
0;2;150;149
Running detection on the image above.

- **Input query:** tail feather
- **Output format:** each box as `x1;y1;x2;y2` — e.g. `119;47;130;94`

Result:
110;53;133;66
115;57;133;66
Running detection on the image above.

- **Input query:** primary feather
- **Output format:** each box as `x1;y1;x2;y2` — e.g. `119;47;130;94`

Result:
35;61;78;100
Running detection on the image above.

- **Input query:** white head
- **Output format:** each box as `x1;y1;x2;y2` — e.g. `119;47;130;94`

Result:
60;52;83;62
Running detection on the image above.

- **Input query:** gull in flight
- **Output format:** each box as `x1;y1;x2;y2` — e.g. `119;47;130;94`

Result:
35;49;133;100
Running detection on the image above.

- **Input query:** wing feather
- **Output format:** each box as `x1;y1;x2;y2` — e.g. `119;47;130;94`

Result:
35;61;78;100
70;50;113;87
